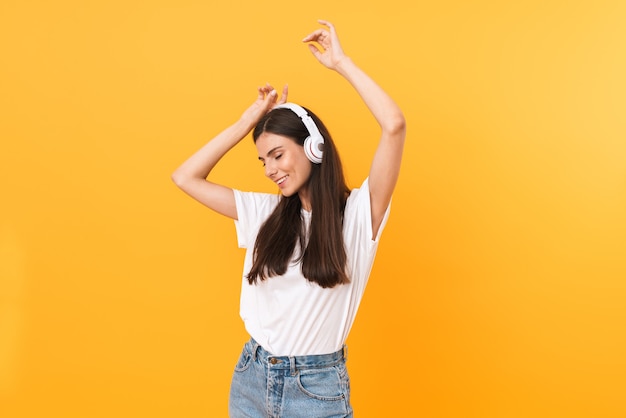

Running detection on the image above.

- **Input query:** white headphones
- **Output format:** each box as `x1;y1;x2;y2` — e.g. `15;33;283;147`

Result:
274;103;325;164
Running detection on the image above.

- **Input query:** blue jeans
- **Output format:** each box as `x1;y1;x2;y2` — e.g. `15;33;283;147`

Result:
229;338;353;417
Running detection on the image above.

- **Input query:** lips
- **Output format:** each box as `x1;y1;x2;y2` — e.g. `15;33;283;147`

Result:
276;175;288;187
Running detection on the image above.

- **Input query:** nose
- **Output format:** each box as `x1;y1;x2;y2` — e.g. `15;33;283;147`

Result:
265;161;277;178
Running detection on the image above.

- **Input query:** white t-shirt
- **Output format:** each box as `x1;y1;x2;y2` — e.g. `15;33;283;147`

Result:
233;178;390;356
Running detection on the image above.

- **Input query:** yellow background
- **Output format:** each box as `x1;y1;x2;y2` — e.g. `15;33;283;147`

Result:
1;0;625;416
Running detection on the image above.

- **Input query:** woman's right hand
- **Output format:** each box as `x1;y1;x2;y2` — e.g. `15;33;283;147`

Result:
172;84;288;220
241;83;289;126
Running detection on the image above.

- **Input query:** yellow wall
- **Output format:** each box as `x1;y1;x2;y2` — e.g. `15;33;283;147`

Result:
1;0;625;416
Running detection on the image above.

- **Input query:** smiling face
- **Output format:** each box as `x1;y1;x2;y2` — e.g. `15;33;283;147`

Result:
256;132;313;210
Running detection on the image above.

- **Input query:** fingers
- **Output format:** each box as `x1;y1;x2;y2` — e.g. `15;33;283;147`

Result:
261;82;275;94
258;83;277;99
266;86;277;106
304;19;334;35
302;20;338;54
302;28;326;43
257;83;290;110
277;84;289;105
317;19;334;32
317;19;341;47
257;83;273;98
307;43;323;60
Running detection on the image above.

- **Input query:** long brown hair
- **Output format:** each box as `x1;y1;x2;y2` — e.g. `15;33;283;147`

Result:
246;106;350;288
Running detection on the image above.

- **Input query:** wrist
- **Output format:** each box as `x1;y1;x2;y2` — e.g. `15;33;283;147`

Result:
238;111;262;132
334;56;354;74
232;116;257;139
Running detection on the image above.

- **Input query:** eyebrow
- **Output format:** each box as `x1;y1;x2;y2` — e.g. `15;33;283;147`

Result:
258;146;283;161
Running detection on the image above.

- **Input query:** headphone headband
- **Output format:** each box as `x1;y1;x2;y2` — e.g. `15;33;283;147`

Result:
274;103;324;164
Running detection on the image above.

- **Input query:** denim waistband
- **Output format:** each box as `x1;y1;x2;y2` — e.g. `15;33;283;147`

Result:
246;338;347;371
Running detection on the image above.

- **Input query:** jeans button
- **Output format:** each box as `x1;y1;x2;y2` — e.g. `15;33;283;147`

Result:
269;358;278;364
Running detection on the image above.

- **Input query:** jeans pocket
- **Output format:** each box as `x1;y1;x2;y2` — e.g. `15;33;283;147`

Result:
296;366;346;401
234;349;252;373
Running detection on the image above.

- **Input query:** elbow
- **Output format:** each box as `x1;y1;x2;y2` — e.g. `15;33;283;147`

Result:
171;169;188;189
382;113;406;137
172;167;209;192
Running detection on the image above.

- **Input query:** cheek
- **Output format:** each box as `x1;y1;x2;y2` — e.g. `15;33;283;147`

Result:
298;159;313;179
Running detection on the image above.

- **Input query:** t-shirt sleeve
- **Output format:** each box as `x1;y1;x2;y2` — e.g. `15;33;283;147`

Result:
233;190;280;249
344;177;392;245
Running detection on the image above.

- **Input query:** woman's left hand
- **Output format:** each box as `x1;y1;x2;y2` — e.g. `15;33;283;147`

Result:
302;20;348;70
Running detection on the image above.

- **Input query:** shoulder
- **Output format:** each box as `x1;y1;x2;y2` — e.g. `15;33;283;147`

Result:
344;177;391;242
233;189;280;221
232;190;281;248
345;178;372;212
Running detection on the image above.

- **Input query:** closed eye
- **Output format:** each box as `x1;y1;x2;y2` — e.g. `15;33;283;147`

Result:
258;147;284;167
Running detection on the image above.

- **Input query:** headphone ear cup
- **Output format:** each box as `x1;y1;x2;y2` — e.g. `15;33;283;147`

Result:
274;102;325;164
304;135;324;164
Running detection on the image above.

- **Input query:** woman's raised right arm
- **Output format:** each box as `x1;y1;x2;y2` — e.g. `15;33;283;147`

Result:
171;84;287;219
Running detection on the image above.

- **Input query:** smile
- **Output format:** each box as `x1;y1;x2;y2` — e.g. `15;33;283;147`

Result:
276;175;288;185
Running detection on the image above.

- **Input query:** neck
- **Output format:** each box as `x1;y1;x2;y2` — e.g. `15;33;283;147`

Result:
298;189;312;212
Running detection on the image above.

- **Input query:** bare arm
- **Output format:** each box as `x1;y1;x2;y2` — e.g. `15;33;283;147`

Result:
303;21;406;238
171;84;288;219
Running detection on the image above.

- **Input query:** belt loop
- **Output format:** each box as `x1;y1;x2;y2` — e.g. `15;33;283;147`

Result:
251;340;259;362
289;356;297;376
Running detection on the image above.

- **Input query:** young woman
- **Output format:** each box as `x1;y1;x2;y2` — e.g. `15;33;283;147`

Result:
172;20;405;418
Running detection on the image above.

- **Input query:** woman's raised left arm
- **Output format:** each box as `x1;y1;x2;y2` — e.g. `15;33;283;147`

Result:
303;20;406;239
